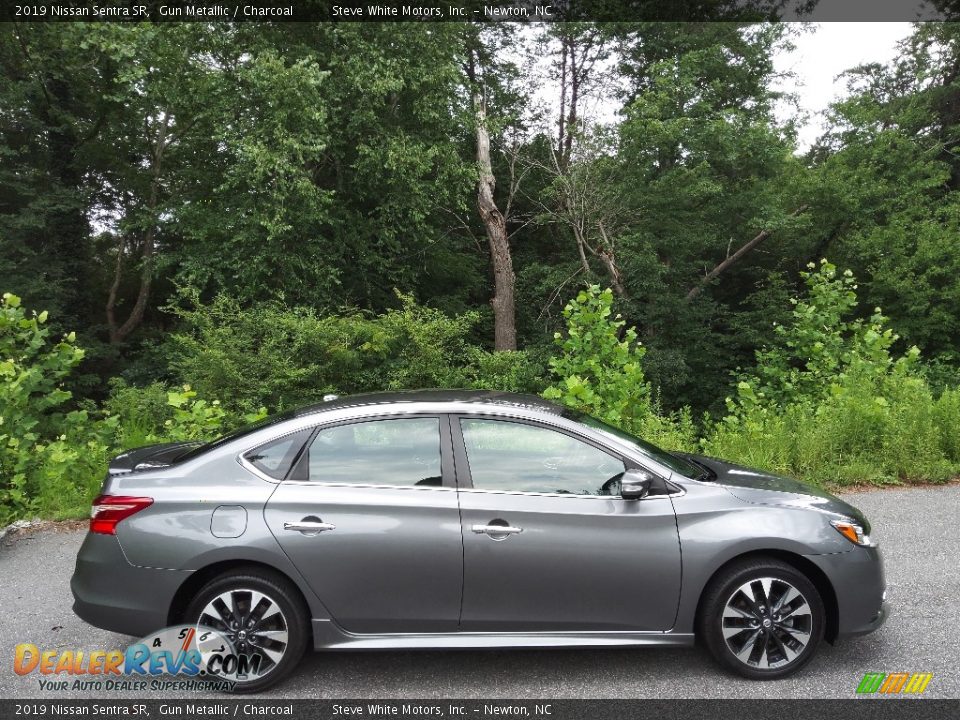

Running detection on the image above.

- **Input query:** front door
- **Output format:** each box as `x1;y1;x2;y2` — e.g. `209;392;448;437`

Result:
454;417;682;632
264;415;463;633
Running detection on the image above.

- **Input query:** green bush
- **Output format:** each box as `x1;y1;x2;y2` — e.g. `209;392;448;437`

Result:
542;285;696;451
5;271;960;525
0;292;133;522
166;290;545;413
103;380;173;448
703;261;960;486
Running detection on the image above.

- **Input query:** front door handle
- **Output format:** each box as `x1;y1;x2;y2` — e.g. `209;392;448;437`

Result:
471;523;523;536
284;520;336;534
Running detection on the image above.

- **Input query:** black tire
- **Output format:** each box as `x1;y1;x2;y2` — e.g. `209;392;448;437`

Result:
184;567;309;694
697;557;825;680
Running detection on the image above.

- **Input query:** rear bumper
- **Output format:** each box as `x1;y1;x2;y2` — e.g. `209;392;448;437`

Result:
70;532;190;637
806;544;887;639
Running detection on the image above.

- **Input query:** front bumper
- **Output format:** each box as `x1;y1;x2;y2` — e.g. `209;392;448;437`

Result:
807;544;887;639
845;595;889;637
71;532;190;637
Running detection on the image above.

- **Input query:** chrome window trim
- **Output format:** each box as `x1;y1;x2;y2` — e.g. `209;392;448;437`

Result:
271;480;457;491
235;401;685;494
256;481;682;499
238;454;281;484
237;426;316;485
453;413;683;498
455;487;684;500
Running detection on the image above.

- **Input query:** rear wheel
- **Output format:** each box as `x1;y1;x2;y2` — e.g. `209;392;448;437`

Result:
698;558;825;679
184;568;309;693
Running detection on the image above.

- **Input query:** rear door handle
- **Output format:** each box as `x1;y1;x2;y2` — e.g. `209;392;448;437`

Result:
284;520;336;534
471;524;523;536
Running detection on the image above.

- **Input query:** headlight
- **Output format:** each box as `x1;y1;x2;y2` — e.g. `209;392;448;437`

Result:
831;519;876;547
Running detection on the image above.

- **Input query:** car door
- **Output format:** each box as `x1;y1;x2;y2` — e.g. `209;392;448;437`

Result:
453;415;682;632
263;414;463;634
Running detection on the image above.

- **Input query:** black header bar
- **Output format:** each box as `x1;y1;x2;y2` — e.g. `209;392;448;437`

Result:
2;0;957;23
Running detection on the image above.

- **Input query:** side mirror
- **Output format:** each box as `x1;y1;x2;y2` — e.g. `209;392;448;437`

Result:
621;468;655;500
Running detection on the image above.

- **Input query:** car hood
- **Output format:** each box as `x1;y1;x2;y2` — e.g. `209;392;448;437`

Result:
107;441;201;475
679;453;870;532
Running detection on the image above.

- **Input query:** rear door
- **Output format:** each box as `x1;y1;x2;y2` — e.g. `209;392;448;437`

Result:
454;416;682;632
263;414;463;633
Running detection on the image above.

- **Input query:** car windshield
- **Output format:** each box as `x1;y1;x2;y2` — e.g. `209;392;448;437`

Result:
174;410;297;463
564;410;702;479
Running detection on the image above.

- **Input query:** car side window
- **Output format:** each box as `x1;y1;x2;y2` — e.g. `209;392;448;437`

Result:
243;429;312;480
306;417;442;487
459;418;625;495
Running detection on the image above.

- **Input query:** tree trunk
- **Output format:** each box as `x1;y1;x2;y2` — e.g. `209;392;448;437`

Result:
685;206;809;302
107;116;169;343
596;221;626;298
474;95;517;351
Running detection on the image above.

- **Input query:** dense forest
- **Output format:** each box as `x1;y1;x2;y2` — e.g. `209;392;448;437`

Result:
4;21;960;522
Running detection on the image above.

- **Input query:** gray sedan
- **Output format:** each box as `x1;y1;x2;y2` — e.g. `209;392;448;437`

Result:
71;390;887;692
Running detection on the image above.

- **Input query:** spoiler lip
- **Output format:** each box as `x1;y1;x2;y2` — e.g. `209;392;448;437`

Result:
107;441;202;475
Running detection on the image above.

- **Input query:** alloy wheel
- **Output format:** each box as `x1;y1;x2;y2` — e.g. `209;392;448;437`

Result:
197;588;289;681
721;576;813;670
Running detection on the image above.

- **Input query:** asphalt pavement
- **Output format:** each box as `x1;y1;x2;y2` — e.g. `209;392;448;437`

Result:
1;485;957;699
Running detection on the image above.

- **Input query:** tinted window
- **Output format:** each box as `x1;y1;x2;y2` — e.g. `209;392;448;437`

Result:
244;429;312;480
460;419;625;495
307;418;442;487
563;410;701;479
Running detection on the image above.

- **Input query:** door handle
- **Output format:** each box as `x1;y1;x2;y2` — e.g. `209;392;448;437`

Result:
471;524;523;536
284;520;336;533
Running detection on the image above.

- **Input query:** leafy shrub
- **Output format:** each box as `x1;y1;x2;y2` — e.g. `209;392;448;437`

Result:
103;380;173;448
0;292;89;521
543;285;696;451
166;290;544;413
704;261;960;485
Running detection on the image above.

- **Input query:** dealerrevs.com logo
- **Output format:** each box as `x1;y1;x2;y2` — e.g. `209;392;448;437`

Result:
13;625;260;692
856;672;933;695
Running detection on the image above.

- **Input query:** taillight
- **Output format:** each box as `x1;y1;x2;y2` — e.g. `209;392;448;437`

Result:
90;495;153;535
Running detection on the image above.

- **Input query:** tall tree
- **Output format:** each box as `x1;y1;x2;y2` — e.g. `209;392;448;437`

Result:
462;27;526;351
812;23;960;363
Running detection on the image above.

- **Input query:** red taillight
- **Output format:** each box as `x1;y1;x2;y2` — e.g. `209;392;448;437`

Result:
90;495;153;535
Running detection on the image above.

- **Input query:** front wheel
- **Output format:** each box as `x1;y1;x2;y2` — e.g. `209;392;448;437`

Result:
184;567;309;693
698;558;825;679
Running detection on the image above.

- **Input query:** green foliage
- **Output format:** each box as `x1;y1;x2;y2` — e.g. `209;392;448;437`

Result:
705;262;960;485
167;290;545;415
543;286;651;421
0;292;87;521
0;295;266;522
543;286;696;451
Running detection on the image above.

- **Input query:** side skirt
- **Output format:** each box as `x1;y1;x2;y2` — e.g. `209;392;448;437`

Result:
311;619;695;651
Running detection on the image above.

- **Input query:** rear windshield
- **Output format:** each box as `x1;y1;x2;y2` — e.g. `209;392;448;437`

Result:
174;410;296;463
563;410;701;479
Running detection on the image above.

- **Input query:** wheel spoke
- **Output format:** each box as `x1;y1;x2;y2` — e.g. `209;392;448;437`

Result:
210;596;236;626
749;632;768;667
780;624;811;644
255;629;289;644
723;604;755;620
769;628;795;665
257;643;285;666
735;581;765;617
734;629;762;662
773;584;798;613
722;623;752;640
780;598;811;621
